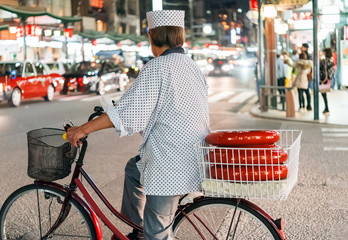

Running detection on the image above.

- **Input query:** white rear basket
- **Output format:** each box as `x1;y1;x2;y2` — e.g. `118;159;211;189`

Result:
197;130;302;200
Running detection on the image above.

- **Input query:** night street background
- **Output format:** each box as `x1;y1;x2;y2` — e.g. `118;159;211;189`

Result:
1;71;348;239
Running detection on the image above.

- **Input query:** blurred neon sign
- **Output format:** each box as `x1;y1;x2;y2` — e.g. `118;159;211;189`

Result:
16;25;42;38
292;12;312;21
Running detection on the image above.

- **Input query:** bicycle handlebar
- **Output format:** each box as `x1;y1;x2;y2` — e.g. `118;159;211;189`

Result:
62;106;105;142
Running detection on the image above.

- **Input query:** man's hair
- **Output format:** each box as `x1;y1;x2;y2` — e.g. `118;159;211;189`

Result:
302;43;309;49
323;48;332;58
148;26;185;48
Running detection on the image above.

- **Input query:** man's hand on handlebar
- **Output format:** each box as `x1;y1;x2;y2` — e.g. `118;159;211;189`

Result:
63;107;115;147
66;126;88;147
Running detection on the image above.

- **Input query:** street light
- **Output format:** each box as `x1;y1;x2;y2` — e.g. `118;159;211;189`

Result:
203;24;212;35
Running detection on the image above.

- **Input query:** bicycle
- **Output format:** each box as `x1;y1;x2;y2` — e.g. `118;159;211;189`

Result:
0;106;301;240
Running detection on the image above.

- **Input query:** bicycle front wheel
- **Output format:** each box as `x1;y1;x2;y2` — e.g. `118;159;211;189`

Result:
0;184;97;240
173;197;282;240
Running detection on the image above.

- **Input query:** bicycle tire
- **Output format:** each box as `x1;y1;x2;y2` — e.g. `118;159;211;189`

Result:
0;184;97;240
173;197;282;240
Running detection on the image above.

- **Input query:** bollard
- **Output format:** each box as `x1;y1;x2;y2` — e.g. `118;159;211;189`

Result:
285;88;295;117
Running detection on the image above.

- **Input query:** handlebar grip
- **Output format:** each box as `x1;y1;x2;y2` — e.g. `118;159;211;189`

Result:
62;132;87;143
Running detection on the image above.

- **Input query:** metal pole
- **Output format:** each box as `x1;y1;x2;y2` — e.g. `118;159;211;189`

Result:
21;18;27;60
64;23;68;61
312;0;319;120
336;26;341;90
188;0;194;47
258;0;264;86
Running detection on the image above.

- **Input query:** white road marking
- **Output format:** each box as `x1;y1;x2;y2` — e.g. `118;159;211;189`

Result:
80;95;102;102
321;128;348;133
322;133;348;137
324;147;348;151
322;128;348;151
208;91;235;103
57;95;87;101
228;91;255;103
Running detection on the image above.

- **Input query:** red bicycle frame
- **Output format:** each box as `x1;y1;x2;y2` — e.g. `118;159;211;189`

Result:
35;137;285;240
35;107;286;240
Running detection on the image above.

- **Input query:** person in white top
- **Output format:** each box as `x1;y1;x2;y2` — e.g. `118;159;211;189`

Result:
65;10;210;240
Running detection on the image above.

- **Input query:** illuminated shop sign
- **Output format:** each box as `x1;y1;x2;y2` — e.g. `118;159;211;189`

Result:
15;25;42;38
292;12;312;21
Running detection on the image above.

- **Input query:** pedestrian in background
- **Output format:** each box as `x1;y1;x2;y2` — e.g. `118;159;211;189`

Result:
276;54;286;105
282;51;293;88
319;48;335;114
293;52;312;112
300;43;313;111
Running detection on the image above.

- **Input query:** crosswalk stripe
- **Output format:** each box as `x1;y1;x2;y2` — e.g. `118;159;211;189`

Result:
324;147;348;151
57;95;87;101
322;133;348;137
208;91;235;103
228;91;255;103
321;127;348;151
321;128;348;133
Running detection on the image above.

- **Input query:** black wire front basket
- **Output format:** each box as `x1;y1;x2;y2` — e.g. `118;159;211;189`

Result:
27;128;77;182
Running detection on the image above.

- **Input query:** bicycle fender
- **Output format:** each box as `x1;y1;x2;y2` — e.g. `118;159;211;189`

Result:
239;198;286;240
188;197;286;240
37;181;103;240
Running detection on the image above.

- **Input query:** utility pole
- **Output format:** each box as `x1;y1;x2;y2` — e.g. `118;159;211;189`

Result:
21;18;27;60
188;0;194;47
312;0;319;120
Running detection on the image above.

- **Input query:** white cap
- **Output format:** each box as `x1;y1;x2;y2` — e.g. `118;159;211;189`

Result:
146;10;185;30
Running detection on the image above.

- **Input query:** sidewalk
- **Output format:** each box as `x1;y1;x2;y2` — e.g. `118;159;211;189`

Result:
250;89;348;126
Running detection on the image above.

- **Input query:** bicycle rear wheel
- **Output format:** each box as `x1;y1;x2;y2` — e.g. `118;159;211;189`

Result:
173;197;282;240
0;184;97;240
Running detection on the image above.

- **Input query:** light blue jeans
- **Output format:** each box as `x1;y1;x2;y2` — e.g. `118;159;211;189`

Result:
121;156;180;240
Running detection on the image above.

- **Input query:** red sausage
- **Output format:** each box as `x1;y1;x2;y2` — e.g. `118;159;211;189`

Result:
205;130;280;147
210;165;288;181
208;148;288;165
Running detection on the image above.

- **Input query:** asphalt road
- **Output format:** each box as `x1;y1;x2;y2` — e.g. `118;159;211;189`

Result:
1;71;348;239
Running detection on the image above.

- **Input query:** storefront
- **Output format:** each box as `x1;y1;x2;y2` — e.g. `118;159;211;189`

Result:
0;5;81;62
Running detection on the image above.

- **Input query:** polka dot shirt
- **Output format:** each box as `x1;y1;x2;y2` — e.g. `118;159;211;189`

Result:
107;49;210;195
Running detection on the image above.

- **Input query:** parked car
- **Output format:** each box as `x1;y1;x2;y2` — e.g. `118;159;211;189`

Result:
60;61;129;95
45;61;71;75
207;58;234;76
0;61;64;107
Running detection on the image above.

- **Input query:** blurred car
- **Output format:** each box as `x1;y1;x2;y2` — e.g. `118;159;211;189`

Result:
0;61;64;107
232;53;257;68
190;52;210;75
97;62;129;95
45;61;71;75
124;65;140;79
207;58;234;76
96;50;140;79
60;61;129;95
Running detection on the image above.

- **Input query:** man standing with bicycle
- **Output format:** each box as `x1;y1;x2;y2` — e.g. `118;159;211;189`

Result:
66;10;210;240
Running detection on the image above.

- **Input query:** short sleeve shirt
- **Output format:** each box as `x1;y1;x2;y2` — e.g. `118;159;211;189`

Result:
106;48;210;195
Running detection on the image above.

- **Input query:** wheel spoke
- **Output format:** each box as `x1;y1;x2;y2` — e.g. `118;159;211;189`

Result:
174;198;280;240
0;185;96;239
